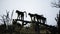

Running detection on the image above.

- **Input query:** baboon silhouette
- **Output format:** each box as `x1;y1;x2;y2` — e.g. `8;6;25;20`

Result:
28;13;46;24
16;10;27;20
28;13;35;21
35;14;46;24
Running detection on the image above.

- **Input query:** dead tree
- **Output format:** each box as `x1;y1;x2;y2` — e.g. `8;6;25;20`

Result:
0;15;6;26
51;0;60;8
51;0;60;34
55;11;60;34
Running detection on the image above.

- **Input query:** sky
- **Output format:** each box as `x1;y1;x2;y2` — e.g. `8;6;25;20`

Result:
0;0;59;26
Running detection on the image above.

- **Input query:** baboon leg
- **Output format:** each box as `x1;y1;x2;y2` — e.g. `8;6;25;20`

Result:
17;14;20;19
21;15;24;25
34;17;35;21
30;16;32;21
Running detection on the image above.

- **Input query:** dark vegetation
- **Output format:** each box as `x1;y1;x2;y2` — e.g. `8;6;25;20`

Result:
0;10;59;34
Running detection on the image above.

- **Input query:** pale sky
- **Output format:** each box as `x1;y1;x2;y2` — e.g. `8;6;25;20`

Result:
0;0;59;26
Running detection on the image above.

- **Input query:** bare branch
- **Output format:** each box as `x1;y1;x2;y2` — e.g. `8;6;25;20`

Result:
51;0;60;8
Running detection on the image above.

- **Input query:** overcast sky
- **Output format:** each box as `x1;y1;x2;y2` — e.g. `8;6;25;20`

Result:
0;0;59;26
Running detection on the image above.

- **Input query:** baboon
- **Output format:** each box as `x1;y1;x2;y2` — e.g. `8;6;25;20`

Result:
16;10;27;25
16;10;27;20
28;13;35;21
35;14;46;24
29;13;46;24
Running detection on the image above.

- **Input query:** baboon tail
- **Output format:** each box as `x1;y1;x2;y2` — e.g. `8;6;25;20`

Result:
24;11;27;17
